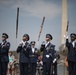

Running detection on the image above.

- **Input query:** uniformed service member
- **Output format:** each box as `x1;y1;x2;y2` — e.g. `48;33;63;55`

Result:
17;34;30;75
66;33;76;75
29;41;38;75
40;34;55;75
0;33;10;75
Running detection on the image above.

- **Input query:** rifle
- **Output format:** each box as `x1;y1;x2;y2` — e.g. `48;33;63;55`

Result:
16;7;19;39
38;17;45;41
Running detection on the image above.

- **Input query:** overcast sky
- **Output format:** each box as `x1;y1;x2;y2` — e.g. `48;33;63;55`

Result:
0;0;76;51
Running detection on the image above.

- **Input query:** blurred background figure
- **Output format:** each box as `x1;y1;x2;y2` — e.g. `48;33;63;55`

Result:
36;55;43;75
7;52;16;75
65;57;69;75
52;50;60;75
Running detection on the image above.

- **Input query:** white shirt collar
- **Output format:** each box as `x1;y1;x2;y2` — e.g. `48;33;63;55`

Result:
2;41;6;45
72;40;76;47
32;47;35;53
45;42;50;47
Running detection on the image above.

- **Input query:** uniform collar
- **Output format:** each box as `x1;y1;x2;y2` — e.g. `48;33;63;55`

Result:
46;41;50;44
2;40;7;45
71;40;76;47
45;42;51;48
22;40;26;43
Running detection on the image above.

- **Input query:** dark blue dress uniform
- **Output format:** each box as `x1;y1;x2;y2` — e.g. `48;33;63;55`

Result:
29;47;38;75
29;41;38;75
0;33;10;75
17;34;30;75
41;42;55;75
40;34;56;75
66;33;76;75
17;42;30;75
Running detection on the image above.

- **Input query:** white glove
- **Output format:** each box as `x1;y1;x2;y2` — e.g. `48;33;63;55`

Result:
20;41;25;47
46;55;49;58
64;35;68;39
66;36;68;39
53;58;57;63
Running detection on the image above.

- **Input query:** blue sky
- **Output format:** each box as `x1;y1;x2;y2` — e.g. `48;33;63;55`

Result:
0;0;76;51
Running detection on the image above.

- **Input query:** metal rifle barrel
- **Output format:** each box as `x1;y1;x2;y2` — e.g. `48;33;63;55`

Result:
16;7;19;39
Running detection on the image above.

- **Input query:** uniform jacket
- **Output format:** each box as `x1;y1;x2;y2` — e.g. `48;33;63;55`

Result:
0;41;10;62
29;47;38;63
17;42;30;63
40;42;55;63
66;39;76;62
